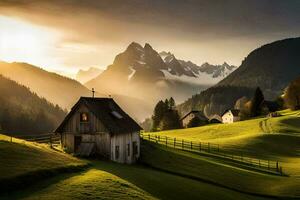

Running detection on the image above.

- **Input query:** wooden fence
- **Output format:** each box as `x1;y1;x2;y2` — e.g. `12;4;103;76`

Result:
140;133;283;175
14;133;61;148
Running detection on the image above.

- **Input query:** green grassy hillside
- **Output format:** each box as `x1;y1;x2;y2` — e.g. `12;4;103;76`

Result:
2;110;300;199
146;109;300;175
0;134;268;200
2;161;269;200
140;141;300;198
147;110;300;156
0;134;87;192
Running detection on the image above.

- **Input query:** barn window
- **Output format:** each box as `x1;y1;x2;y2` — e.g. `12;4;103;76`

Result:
80;113;89;122
133;141;138;155
127;143;130;156
115;145;120;159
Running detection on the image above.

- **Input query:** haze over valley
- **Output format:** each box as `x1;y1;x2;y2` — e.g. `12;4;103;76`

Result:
1;1;300;200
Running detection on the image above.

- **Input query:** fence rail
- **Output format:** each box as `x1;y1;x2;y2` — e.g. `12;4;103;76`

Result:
140;133;283;175
13;133;60;148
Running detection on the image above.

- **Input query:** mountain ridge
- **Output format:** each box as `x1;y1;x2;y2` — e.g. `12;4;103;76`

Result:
86;42;236;119
178;37;300;117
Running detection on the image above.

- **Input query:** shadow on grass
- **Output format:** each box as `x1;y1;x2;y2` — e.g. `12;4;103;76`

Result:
0;169;88;200
225;134;300;158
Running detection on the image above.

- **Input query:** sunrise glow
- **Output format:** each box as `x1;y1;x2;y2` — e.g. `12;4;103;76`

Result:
0;16;62;70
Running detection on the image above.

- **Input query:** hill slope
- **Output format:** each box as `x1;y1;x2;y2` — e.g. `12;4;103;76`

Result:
76;67;103;84
0;134;87;192
179;37;300;116
0;135;266;200
0;61;151;121
0;75;66;134
217;37;300;98
0;61;90;110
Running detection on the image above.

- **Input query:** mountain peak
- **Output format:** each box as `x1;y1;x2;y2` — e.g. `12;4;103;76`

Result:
127;42;143;51
144;43;153;50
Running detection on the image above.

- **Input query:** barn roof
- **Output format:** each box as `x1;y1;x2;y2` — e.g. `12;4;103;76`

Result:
55;97;142;134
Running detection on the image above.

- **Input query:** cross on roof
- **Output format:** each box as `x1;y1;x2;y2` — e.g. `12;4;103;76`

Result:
92;88;95;98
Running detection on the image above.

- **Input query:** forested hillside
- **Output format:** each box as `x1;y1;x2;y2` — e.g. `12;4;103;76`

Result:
179;37;300;117
178;86;254;117
0;75;66;135
0;61;90;110
217;37;300;98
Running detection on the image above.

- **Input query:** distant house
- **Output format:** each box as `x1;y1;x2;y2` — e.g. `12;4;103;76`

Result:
55;97;142;164
181;110;208;127
221;109;240;124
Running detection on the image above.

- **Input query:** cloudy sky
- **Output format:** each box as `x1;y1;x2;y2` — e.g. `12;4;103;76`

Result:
0;0;300;77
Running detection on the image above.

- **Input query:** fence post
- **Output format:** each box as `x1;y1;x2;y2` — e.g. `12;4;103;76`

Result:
182;139;184;149
276;161;279;172
166;137;168;147
156;135;158;143
174;138;176;148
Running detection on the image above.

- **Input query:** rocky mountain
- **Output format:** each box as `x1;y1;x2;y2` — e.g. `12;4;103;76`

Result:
86;42;236;118
76;67;103;84
0;61;152;121
160;51;237;84
0;75;66;134
178;37;300;117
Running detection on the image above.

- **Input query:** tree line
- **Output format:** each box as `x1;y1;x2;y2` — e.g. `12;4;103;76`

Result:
0;75;66;135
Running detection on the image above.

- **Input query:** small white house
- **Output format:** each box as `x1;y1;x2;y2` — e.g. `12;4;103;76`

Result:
55;97;142;164
221;109;240;124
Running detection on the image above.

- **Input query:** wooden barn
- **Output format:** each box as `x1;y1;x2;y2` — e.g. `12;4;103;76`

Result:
55;97;142;164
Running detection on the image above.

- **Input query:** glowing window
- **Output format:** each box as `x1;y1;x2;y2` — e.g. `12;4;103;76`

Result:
80;113;89;122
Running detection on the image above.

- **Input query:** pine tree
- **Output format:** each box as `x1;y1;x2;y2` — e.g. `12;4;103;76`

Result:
164;99;169;109
159;110;182;130
169;97;175;109
250;87;265;117
151;100;166;131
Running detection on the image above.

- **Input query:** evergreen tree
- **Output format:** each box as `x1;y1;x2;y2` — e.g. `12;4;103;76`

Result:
159;110;182;130
164;99;169;109
250;87;265;117
151;97;181;131
169;97;175;109
151;100;166;131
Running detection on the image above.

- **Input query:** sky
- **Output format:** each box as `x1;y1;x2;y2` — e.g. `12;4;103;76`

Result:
0;0;300;77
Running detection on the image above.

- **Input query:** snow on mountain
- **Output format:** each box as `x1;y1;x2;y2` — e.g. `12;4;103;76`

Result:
128;67;136;80
158;51;237;85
